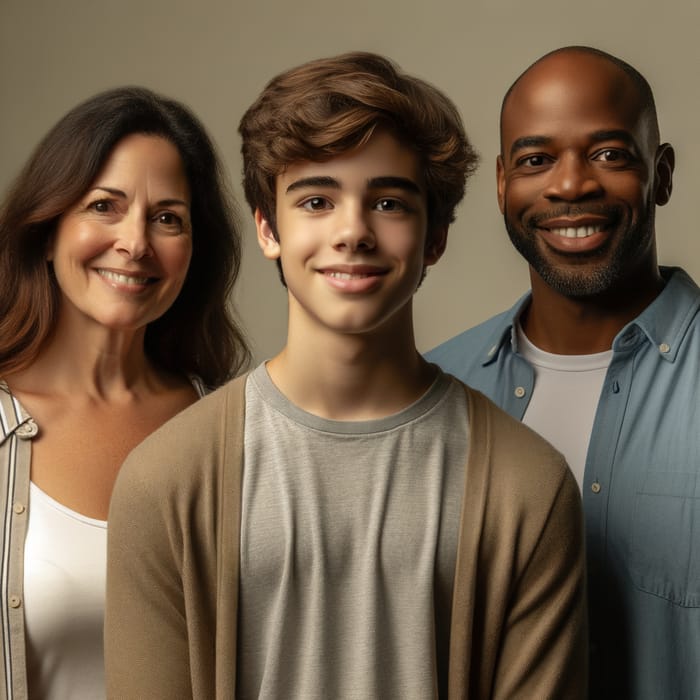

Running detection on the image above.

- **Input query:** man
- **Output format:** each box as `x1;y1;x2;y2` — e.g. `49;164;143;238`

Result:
104;52;586;698
427;46;699;698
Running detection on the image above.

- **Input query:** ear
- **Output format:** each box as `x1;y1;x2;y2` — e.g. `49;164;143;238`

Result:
654;143;674;206
255;208;281;260
496;155;506;214
424;226;447;266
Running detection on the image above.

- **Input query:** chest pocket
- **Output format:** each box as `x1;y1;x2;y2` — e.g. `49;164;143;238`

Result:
630;471;700;607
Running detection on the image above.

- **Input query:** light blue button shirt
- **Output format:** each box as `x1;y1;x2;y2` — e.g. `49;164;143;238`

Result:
427;267;700;699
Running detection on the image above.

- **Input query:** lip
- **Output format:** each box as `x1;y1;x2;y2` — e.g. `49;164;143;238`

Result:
318;264;389;293
95;267;157;292
536;217;611;254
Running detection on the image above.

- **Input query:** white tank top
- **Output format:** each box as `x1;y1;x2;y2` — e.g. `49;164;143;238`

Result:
24;482;107;699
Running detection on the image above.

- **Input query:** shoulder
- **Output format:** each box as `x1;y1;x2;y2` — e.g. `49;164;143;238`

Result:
425;300;525;376
463;383;576;512
427;310;512;359
657;267;700;318
666;266;700;293
112;374;247;506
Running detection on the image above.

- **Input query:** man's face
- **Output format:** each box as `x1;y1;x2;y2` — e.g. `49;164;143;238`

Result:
497;52;673;299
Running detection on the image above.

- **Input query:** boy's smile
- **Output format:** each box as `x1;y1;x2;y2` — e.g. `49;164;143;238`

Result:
256;129;444;340
321;264;389;293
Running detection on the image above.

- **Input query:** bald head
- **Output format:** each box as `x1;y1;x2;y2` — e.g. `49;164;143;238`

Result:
495;45;674;302
500;46;660;154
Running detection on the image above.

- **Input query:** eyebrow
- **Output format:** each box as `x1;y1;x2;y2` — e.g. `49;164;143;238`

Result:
91;186;127;197
89;186;189;208
509;136;552;159
285;176;339;194
509;129;638;159
589;129;638;149
368;176;422;194
285;175;422;195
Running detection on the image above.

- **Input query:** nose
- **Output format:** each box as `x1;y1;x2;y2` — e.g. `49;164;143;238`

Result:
332;204;376;252
544;153;604;202
115;214;152;260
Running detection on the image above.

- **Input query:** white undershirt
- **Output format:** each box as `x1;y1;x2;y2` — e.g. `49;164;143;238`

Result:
517;324;612;489
24;482;107;699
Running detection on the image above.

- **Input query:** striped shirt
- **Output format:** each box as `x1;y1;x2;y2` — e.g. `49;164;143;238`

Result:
0;380;37;699
0;376;206;699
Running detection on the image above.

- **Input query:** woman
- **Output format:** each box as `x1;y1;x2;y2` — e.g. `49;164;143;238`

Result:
0;87;249;698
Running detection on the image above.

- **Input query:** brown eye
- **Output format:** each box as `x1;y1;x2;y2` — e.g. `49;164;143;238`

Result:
523;155;546;167
375;198;405;212
301;197;330;211
593;149;631;163
89;199;113;213
154;211;184;232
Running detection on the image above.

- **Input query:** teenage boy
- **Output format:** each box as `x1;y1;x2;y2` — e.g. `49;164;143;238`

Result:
105;52;586;699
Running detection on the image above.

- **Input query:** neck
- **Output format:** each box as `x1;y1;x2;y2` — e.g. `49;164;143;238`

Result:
523;265;665;354
266;306;436;421
8;320;158;401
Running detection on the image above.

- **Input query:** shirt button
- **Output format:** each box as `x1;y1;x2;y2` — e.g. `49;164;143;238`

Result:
12;503;25;515
591;481;602;494
15;420;38;439
659;343;670;354
514;386;526;398
9;595;21;609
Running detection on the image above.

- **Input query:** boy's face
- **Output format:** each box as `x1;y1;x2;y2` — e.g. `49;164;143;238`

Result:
256;129;445;340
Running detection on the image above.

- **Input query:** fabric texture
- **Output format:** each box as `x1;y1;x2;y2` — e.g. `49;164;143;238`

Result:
516;325;612;488
0;381;35;700
238;366;467;697
427;266;700;699
24;483;107;699
105;371;587;699
0;377;206;700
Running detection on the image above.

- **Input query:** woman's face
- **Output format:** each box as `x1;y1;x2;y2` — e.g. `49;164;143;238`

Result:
48;133;193;334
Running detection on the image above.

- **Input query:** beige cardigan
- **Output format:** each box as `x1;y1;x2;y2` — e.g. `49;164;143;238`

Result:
105;375;586;698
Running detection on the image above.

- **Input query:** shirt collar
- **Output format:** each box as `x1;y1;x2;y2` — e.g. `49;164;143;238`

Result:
481;267;700;366
0;381;35;446
481;292;531;366
612;267;700;362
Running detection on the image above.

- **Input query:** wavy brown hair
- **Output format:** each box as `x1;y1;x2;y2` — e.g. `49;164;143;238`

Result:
239;51;479;244
0;87;249;386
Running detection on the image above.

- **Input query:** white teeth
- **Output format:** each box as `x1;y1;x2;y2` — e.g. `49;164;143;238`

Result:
327;271;370;279
550;226;603;239
98;269;150;285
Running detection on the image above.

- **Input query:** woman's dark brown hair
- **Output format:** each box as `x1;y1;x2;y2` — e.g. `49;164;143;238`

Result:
0;87;249;386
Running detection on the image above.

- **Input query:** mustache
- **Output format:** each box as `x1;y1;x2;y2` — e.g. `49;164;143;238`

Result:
527;205;622;228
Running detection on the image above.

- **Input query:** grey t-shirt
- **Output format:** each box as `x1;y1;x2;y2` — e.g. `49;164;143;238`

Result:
237;364;469;699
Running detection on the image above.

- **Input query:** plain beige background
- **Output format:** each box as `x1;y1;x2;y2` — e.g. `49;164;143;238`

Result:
1;0;698;364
